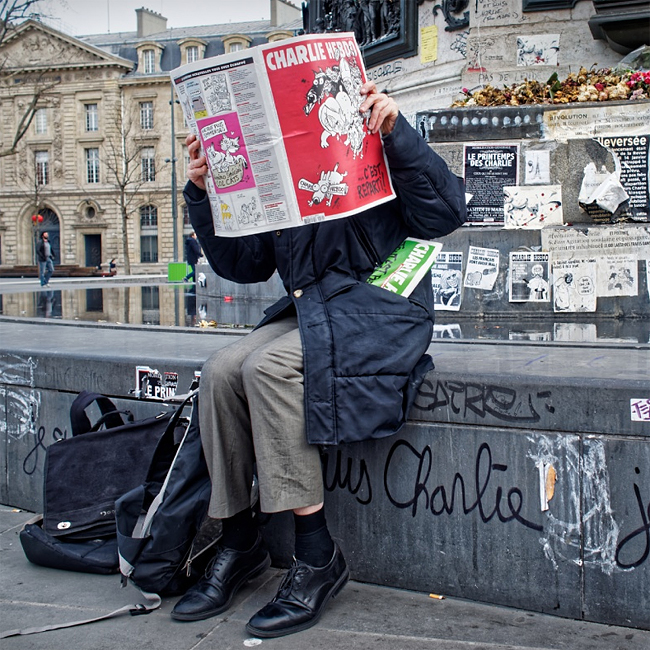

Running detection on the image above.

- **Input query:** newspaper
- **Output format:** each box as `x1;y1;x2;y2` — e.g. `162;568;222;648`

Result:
367;238;442;298
171;33;395;237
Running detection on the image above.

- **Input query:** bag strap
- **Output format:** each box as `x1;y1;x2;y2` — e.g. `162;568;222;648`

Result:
70;391;126;436
131;390;198;540
0;590;161;639
89;409;135;432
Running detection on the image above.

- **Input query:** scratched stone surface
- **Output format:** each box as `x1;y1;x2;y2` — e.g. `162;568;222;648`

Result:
582;437;650;630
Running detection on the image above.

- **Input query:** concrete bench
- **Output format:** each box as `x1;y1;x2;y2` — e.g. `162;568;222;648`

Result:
0;318;648;631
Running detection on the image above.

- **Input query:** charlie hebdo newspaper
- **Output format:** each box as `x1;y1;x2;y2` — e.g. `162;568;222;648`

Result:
171;33;395;237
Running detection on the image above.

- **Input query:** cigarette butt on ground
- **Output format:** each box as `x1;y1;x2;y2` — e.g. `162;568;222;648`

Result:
429;593;445;600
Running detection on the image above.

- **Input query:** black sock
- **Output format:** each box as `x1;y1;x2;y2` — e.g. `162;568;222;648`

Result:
294;509;335;567
220;507;258;552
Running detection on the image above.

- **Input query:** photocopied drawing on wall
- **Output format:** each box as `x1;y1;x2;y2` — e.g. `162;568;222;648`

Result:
464;246;499;290
509;251;551;302
504;185;563;229
525;149;551;185
171;33;395;237
431;251;463;311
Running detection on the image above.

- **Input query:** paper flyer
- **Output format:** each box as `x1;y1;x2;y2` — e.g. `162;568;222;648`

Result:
509;251;551;302
463;246;499;290
431;251;463;310
552;258;597;312
503;185;563;229
367;238;442;298
171;33;395;237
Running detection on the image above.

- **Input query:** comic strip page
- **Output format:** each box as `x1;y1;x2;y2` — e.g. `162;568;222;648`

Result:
171;33;395;237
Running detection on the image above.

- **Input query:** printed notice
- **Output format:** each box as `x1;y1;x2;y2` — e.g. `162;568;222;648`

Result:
597;134;650;222
464;144;519;224
543;103;650;141
420;25;438;64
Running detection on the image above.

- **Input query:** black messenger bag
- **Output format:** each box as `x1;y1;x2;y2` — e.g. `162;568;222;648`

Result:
42;391;177;540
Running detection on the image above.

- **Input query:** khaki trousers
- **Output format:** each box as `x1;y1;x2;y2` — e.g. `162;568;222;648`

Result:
199;316;324;518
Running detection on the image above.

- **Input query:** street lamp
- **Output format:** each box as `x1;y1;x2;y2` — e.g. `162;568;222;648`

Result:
166;85;181;262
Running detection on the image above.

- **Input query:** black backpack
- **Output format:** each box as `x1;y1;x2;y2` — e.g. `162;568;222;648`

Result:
115;389;215;596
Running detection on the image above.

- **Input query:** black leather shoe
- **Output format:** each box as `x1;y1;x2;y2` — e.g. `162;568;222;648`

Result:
245;544;349;638
171;534;270;621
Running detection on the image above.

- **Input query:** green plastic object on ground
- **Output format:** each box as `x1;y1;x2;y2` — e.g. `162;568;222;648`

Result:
168;262;189;282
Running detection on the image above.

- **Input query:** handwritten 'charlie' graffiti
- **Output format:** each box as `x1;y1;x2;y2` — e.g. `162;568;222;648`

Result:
615;467;650;570
322;450;372;505
414;378;555;423
384;440;543;531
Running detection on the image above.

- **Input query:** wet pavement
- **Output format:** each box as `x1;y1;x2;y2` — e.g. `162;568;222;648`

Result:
1;275;648;344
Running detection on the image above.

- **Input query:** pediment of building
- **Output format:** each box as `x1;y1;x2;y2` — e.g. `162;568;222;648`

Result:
1;20;132;72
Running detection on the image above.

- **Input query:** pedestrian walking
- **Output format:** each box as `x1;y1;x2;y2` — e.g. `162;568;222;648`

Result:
36;231;55;286
183;232;203;283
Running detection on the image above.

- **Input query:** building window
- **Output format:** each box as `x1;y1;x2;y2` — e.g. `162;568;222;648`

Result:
34;108;47;135
143;49;155;74
140;101;154;130
35;150;49;185
187;45;199;63
140;204;158;227
140;204;158;263
86;147;100;183
183;204;191;227
229;42;243;52
85;103;99;131
141;146;155;182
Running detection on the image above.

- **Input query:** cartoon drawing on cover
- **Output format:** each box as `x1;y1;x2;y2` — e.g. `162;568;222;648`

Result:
202;73;232;114
237;196;264;227
303;47;365;158
206;133;250;189
298;163;349;206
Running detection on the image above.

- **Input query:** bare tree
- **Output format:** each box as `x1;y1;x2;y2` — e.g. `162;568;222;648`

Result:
102;97;159;275
0;1;60;157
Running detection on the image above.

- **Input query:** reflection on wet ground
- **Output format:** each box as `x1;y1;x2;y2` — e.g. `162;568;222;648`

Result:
0;282;648;344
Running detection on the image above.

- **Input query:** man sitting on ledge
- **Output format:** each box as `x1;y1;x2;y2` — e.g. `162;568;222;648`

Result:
173;80;467;638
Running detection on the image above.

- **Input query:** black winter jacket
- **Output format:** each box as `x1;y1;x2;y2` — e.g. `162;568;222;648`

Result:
185;114;466;445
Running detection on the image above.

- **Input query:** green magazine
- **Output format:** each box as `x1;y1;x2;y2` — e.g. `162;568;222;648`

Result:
366;238;443;298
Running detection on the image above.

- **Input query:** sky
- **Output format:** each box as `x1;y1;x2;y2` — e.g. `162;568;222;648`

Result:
32;0;272;36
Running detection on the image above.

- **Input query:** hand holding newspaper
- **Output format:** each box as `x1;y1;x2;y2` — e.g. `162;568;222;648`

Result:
171;33;395;237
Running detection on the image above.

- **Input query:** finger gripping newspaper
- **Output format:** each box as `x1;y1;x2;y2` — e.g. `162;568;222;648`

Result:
171;33;395;237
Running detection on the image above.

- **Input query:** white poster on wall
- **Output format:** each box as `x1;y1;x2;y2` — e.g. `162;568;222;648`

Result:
525;150;551;184
504;185;563;229
517;34;559;67
552;258;597;313
464;246;499;290
598;254;638;297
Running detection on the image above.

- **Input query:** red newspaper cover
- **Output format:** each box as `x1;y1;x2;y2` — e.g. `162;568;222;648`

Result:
262;33;394;223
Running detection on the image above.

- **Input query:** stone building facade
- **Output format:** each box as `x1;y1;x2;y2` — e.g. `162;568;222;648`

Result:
0;2;301;274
